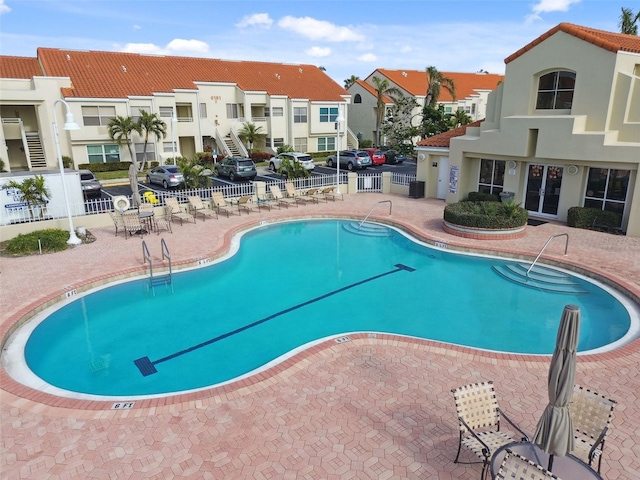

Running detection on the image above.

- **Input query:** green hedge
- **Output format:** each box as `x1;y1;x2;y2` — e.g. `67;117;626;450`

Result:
466;191;500;202
4;229;70;255
567;207;621;230
78;161;159;172
444;201;528;229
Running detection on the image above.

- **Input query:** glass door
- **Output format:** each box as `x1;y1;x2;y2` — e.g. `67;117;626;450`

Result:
524;164;564;216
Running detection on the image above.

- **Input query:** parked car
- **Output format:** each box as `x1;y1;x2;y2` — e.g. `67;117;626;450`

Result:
362;148;386;166
383;149;407;164
146;165;184;188
325;150;372;171
269;152;316;174
214;157;257;182
79;170;102;198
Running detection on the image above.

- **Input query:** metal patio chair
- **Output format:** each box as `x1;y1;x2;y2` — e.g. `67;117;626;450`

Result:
495;449;559;480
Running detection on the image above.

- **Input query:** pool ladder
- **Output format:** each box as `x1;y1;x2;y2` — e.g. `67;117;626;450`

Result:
142;238;173;293
359;200;392;229
526;233;569;277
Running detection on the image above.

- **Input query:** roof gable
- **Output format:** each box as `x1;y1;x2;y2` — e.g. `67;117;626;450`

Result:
505;23;640;64
36;48;347;101
370;69;504;102
0;56;43;79
417;120;483;148
351;79;395;104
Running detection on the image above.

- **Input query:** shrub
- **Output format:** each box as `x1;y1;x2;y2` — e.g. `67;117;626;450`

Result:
277;144;295;154
250;151;272;163
444;201;528;229
62;156;73;168
78;161;159;172
567;207;621;230
5;229;70;255
466;191;500;202
358;139;373;148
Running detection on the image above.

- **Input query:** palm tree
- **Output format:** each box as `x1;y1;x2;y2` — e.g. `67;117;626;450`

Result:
176;156;213;189
619;7;640;35
344;75;359;89
107;115;140;166
425;66;456;107
237;122;266;153
3;175;51;220
371;76;401;146
449;109;472;128
137;110;167;172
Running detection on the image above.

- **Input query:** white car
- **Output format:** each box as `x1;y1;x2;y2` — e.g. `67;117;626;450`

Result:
269;152;315;173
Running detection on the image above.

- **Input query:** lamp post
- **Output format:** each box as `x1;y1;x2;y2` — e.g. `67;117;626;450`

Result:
171;113;178;165
335;105;345;194
53;99;82;245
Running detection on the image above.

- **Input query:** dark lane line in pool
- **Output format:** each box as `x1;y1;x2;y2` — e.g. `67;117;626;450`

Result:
134;264;416;376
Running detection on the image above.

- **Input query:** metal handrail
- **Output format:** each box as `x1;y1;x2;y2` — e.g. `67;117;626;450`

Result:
161;238;172;280
142;240;153;278
526;233;569;277
359;200;392;229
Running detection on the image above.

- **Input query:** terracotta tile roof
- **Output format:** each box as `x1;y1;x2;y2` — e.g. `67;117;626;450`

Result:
0;56;43;79
416;120;483;148
370;69;504;102
35;48;347;101
505;23;640;64
352;79;394;104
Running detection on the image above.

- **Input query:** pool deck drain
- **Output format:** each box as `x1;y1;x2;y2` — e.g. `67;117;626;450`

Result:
1;193;639;480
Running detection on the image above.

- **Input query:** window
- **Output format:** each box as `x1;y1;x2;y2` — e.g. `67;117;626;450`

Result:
273;138;284;148
294;137;307;152
131;105;151;122
318;137;336;151
478;159;505;195
135;142;156;163
271;107;283;117
536;71;575;110
444;106;452;114
87;144;120;163
226;103;239;119
354;94;362;104
200;103;207;118
159;106;174;118
163;141;177;153
320;107;338;123
294;107;308;123
584;168;630;225
82;106;116;126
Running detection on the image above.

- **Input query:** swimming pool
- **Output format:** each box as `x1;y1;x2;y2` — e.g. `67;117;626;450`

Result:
5;220;638;399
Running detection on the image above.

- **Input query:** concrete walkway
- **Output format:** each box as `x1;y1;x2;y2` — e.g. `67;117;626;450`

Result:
1;193;639;479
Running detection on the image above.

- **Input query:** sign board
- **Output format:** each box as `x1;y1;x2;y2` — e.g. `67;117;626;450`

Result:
449;166;459;194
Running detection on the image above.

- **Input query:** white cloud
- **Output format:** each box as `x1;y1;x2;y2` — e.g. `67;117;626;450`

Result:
527;0;581;22
236;13;273;28
278;16;365;42
0;0;11;14
166;39;209;54
122;43;164;55
305;46;331;57
133;25;141;31
357;53;377;62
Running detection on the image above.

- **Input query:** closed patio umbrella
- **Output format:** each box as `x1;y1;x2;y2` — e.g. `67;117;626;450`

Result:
129;163;141;208
533;304;581;471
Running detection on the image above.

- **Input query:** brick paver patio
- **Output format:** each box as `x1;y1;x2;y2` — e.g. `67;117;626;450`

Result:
2;193;639;479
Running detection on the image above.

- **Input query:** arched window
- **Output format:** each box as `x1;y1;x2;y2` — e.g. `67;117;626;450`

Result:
536;70;575;110
354;94;362;104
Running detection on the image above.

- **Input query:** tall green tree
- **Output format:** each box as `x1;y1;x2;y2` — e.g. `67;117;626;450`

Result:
424;66;456;107
419;104;450;139
3;175;50;220
371;76;401;146
176;156;213;189
448;109;473;128
619;7;640;35
137;110;167;172
382;95;420;148
107;115;140;166
344;75;359;89
237;122;266;154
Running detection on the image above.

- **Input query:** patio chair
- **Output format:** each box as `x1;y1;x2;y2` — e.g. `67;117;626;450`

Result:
189;195;218;221
306;187;327;203
154;206;173;235
269;185;298;208
321;186;342;201
237;195;258;214
495;449;559;480
165;197;195;225
108;210;125;236
451;381;529;480
211;191;237;217
256;193;279;211
284;182;308;205
121;211;145;239
569;385;617;473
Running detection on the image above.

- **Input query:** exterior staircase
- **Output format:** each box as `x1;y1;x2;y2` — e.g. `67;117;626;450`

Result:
492;262;589;294
26;132;47;168
224;135;242;157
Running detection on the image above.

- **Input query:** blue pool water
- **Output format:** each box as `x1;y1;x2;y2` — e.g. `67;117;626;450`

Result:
21;220;633;398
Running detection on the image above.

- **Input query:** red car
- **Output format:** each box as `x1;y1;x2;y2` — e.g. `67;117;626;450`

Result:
362;148;386;166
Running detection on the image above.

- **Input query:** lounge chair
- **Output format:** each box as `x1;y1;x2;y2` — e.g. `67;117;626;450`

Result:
285;182;308;205
237;195;258;214
569;385;617;473
321;186;342;201
305;187;327;203
451;381;529;480
189;195;218;221
121;211;146;239
165;197;195;225
269;185;298;208
494;450;558;480
108;211;125;236
211;191;236;217
154;206;173;235
256;193;279;211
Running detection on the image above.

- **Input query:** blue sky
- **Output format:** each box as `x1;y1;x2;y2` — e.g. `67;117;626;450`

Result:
0;0;630;86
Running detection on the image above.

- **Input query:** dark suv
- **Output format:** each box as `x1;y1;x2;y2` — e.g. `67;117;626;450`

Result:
214;157;257;181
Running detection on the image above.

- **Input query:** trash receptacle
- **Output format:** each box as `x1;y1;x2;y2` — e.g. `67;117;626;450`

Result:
409;181;425;199
499;191;515;203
